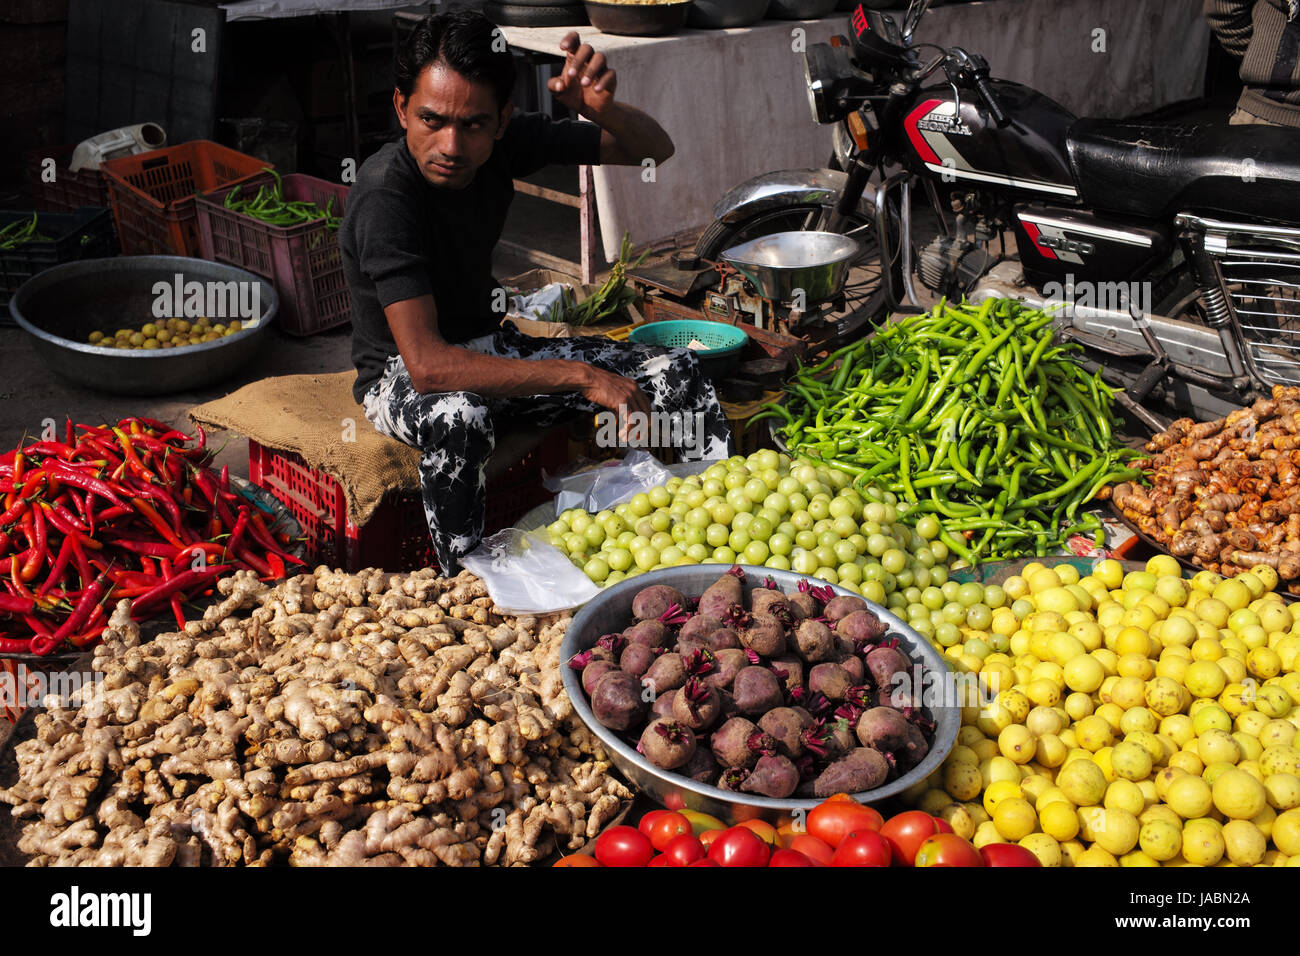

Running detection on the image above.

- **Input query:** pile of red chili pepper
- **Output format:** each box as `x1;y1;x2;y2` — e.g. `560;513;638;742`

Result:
0;417;302;657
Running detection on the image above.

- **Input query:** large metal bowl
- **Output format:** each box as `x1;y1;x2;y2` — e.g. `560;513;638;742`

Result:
688;0;770;28
766;0;836;19
584;0;693;36
8;256;277;396
561;564;960;823
720;231;860;303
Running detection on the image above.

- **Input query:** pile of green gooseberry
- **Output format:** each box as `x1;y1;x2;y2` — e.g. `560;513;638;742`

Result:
545;450;955;612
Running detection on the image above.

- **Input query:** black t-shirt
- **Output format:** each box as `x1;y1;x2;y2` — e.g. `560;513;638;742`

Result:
341;111;603;402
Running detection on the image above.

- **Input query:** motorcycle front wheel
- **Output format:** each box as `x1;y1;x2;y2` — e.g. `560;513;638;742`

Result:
693;202;890;337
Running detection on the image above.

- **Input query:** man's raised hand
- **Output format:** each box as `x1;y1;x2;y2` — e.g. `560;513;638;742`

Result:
548;32;617;115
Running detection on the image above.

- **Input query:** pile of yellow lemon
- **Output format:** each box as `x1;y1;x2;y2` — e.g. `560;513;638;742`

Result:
905;556;1300;866
87;317;246;350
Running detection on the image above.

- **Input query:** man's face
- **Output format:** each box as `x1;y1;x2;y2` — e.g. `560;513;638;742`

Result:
394;60;511;189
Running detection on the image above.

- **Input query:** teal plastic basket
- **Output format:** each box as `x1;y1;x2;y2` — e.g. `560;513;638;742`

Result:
627;319;748;357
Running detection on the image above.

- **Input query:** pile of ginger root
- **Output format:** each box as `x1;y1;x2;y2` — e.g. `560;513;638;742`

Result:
1108;385;1300;591
0;567;630;866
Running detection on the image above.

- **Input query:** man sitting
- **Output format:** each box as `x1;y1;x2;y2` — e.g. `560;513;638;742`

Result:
340;9;732;573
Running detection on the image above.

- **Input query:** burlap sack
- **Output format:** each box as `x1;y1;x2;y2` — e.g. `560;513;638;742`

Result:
188;371;419;527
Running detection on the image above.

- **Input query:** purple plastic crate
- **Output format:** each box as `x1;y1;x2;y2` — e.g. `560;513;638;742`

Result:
197;174;351;336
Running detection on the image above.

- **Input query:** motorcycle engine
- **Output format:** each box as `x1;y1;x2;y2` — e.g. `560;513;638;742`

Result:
917;236;993;296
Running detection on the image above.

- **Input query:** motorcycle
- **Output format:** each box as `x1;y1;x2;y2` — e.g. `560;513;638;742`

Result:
695;0;1300;429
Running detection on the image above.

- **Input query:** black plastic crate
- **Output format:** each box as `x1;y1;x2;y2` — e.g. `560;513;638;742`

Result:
0;207;117;316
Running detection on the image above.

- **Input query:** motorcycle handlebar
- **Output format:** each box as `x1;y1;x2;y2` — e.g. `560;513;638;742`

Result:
972;71;1011;127
920;47;1013;127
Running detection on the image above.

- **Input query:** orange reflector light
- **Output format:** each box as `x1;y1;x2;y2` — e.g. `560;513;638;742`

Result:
847;111;869;151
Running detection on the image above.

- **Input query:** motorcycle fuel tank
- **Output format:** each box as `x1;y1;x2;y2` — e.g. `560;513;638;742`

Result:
902;81;1078;198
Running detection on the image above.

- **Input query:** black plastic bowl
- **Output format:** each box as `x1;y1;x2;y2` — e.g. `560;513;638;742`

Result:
584;0;693;35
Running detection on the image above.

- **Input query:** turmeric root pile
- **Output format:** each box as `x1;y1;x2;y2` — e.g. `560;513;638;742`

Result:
0;568;630;866
1110;385;1300;592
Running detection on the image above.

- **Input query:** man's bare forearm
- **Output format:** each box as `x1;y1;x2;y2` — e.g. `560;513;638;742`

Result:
412;346;593;398
584;100;674;165
384;294;593;398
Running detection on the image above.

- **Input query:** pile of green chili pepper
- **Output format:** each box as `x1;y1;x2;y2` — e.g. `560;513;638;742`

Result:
222;168;341;230
753;298;1142;562
0;213;52;250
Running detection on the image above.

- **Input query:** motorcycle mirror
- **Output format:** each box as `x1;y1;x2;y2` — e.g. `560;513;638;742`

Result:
902;0;932;42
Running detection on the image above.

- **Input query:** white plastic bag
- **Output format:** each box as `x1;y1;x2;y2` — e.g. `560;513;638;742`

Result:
506;282;570;321
543;449;676;516
460;528;599;614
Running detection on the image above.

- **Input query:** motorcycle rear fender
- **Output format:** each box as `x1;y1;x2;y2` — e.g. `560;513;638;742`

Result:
712;168;878;225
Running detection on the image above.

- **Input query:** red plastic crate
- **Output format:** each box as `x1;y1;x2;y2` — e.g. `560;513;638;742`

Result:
25;144;112;213
196;174;351;336
101;141;272;257
247;429;569;573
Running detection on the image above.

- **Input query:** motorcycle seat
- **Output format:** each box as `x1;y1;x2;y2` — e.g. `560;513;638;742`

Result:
1065;119;1300;223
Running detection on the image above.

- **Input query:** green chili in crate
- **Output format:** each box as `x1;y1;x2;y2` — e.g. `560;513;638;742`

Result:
0;213;53;249
222;169;342;230
761;298;1141;562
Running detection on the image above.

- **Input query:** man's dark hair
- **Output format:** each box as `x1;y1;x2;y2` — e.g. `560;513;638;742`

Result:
396;8;517;109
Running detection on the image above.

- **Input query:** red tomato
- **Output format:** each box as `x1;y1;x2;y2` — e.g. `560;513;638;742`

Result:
879;810;946;867
807;799;884;848
707;826;772;867
688;859;720;866
647;854;674;867
934;817;954;834
662;833;707;866
552;854;601;867
914;833;984;868
788;834;835;866
768;848;814;867
831;829;892;867
638;810;670;840
647;811;693;851
980;844;1043;867
737;819;782;847
595;825;655;867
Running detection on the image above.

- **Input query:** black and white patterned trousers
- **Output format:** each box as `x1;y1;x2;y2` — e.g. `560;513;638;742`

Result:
362;322;734;573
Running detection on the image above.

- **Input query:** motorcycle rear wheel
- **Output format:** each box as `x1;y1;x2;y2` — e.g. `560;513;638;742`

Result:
693;203;888;338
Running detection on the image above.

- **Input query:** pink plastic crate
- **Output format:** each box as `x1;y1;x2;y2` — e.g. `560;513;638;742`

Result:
197;174;351;336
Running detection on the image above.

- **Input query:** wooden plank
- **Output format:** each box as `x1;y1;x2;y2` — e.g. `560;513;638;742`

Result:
512;179;581;209
496;239;583;277
579;163;597;284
